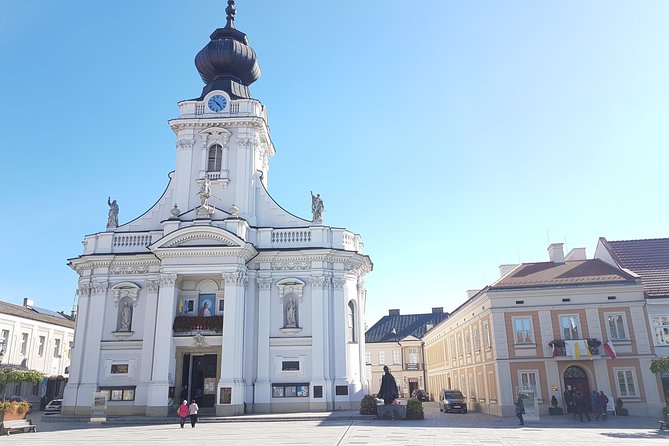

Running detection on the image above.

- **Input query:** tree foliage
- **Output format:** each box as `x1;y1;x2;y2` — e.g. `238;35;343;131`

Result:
0;368;45;399
650;356;669;375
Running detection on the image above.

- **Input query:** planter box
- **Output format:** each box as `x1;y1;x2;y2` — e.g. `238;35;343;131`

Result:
377;404;406;420
0;411;27;422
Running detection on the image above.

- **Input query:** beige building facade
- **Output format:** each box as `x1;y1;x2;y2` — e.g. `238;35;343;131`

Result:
424;244;666;417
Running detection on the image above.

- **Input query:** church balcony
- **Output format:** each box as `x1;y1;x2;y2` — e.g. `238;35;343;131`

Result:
175;98;267;121
173;316;223;335
404;363;422;371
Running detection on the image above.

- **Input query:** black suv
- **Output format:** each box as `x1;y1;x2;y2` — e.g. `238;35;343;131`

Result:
411;389;429;402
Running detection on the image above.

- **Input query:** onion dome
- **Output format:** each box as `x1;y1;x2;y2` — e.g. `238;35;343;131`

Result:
195;0;261;100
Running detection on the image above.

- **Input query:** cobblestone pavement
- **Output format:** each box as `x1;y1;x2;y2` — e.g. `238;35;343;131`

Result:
5;403;667;445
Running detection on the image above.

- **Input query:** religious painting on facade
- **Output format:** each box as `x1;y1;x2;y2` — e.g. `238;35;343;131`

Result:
204;377;216;394
198;294;215;317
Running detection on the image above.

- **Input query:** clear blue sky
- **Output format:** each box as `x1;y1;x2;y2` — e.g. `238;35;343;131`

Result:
1;1;668;327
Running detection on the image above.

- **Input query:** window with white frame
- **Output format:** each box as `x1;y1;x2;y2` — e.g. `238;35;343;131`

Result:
20;333;28;355
53;338;61;358
464;331;471;354
392;349;401;365
457;335;463;356
606;313;628;341
378;351;385;365
365;351;371;365
473;326;481;351
559;315;580;340
615;368;638;397
518;370;541;399
483;322;491;349
513;317;534;344
38;336;45;357
207;144;223;172
653;316;669;345
408;348;418;365
0;330;8;355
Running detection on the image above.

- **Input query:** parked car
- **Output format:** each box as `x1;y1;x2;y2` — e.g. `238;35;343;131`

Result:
8;396;32;414
438;389;467;414
411;389;429;402
44;399;63;415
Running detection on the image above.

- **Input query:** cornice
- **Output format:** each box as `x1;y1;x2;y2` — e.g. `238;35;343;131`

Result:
169;118;271;146
152;245;257;261
254;252;371;275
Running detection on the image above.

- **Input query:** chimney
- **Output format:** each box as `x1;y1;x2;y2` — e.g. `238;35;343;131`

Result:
547;243;565;263
23;298;34;308
499;264;518;278
432;307;444;314
565;247;587;261
388;309;400;316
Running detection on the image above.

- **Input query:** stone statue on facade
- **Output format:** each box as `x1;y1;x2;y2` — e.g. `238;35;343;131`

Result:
197;178;214;216
107;197;119;228
119;301;132;331
286;297;297;327
310;191;324;223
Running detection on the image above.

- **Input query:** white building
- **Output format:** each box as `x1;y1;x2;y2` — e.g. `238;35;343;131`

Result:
62;3;371;416
0;298;75;404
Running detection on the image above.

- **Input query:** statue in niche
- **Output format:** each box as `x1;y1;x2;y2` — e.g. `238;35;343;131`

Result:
107;197;119;227
119;301;132;331
285;297;297;328
310;191;324;223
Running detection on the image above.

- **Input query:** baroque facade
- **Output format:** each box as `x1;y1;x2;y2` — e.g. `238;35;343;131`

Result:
424;243;666;418
62;3;371;416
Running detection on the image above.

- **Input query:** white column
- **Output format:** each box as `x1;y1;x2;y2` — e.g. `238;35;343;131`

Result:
146;273;178;416
218;270;247;415
138;278;160;406
254;277;272;410
74;280;107;414
332;276;348;408
310;275;330;409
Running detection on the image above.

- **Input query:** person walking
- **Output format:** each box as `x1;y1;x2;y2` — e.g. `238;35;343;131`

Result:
177;400;189;428
599;391;609;420
514;393;525;426
574;391;591;422
591;391;601;420
188;399;199;428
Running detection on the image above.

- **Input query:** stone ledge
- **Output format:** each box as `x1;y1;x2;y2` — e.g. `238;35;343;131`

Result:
376;404;406;420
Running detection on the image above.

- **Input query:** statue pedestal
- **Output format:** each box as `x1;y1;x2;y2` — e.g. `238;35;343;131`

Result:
377;404;406;420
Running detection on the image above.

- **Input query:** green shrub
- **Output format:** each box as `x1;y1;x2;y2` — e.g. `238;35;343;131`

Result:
406;398;424;420
359;395;377;415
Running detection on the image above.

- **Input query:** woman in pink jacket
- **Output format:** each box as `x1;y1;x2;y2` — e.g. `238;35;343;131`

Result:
177;400;189;428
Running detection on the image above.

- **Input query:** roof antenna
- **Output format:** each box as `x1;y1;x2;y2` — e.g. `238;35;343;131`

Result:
225;0;237;28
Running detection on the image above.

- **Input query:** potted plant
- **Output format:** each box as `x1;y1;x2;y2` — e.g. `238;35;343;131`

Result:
359;395;377;415
406;398;424;420
0;401;27;423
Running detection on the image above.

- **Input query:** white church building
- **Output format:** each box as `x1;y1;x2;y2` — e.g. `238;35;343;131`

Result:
62;2;372;416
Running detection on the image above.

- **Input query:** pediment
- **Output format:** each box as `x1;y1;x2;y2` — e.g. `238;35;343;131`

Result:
150;226;244;250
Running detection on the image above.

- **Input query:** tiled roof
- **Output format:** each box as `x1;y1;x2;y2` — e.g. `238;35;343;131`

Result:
491;259;637;289
0;300;75;329
365;311;449;343
601;237;669;298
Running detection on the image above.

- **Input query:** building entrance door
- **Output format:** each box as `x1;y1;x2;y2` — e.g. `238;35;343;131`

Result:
181;353;218;407
409;379;418;396
563;365;590;411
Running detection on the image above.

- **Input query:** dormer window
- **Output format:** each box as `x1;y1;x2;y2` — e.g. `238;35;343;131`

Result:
207;144;223;172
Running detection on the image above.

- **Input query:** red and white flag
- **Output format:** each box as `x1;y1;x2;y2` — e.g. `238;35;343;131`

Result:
603;340;617;359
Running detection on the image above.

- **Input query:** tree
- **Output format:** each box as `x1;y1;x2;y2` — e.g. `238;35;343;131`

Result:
0;368;45;400
650;356;669;375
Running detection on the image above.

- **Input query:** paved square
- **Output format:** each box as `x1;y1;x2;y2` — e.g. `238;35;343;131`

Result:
6;404;668;445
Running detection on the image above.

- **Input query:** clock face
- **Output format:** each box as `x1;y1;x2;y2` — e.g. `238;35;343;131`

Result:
208;95;227;112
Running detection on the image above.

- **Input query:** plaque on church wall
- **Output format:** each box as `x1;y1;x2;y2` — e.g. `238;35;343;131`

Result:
220;387;232;404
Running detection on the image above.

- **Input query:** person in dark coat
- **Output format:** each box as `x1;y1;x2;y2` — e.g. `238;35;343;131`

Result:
574;391;591;422
514;393;525;425
377;365;399;405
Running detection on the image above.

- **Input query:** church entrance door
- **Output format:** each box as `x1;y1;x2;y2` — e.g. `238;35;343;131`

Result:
181;353;218;407
563;365;590;411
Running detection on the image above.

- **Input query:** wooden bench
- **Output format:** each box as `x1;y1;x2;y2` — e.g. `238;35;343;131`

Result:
1;418;37;435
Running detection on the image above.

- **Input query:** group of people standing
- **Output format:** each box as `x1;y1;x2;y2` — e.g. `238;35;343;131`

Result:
564;388;609;422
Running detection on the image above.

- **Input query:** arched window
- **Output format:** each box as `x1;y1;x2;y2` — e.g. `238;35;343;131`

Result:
207;144;222;172
347;300;356;343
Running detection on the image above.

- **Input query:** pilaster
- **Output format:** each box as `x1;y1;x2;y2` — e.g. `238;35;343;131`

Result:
254;277;272;410
217;269;248;415
138;278;160;405
146;273;179;415
310;275;330;410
